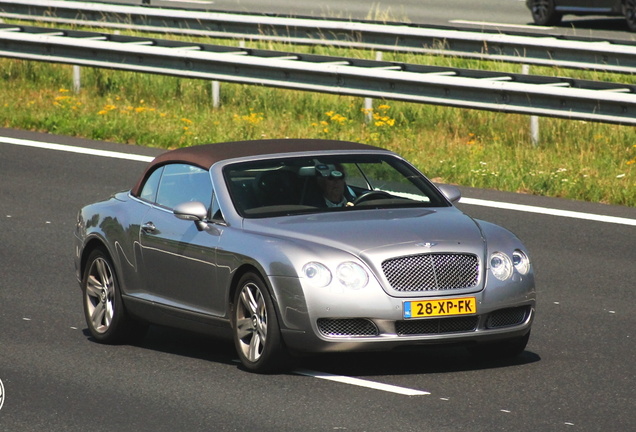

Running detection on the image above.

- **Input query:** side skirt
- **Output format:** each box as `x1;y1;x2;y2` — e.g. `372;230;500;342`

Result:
123;295;233;340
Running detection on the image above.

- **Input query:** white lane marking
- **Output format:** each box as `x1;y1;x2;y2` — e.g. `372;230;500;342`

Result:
2;136;635;226
450;20;553;30
1;136;155;162
295;369;430;396
460;197;636;227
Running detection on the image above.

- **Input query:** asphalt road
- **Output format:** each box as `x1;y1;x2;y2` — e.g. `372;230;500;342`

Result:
0;128;634;431
104;0;636;41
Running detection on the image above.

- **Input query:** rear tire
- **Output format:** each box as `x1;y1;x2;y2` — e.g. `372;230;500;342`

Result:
82;249;147;344
530;0;562;26
232;272;294;373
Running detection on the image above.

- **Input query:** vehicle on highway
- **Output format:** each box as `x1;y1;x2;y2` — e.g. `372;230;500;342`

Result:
526;0;636;31
74;139;535;373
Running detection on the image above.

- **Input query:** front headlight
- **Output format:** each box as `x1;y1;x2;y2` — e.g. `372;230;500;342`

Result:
490;252;513;281
512;250;531;275
336;262;369;290
302;262;332;288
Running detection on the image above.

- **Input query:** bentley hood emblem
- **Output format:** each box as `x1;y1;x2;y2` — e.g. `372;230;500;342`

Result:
416;242;437;248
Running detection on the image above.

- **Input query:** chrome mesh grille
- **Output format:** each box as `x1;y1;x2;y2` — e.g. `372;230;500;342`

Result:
381;253;479;292
486;306;530;329
317;318;379;337
396;316;478;335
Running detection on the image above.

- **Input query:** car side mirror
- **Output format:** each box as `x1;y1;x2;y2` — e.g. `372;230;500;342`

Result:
173;201;209;230
436;184;461;204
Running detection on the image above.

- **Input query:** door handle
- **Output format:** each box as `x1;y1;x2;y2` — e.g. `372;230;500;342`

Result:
141;221;156;233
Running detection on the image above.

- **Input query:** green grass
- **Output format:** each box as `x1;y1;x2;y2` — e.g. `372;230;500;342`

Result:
1;25;635;206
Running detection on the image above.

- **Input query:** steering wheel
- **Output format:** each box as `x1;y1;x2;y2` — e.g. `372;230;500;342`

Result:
352;190;393;205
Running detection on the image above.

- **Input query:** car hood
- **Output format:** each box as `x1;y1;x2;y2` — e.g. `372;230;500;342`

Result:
242;207;486;259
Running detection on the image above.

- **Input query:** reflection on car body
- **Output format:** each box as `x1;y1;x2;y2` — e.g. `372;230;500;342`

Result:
74;139;535;373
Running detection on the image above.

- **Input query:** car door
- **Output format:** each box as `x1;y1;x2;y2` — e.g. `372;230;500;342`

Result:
138;163;224;316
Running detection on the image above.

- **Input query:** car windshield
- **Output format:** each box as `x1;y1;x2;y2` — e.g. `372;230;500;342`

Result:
223;154;449;217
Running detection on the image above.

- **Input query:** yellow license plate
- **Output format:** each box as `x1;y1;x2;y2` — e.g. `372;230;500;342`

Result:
404;297;477;319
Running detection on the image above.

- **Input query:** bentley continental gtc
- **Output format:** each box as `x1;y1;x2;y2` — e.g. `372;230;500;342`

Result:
74;139;535;372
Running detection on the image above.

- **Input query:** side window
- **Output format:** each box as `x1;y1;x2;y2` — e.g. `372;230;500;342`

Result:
140;166;164;203
155;164;212;210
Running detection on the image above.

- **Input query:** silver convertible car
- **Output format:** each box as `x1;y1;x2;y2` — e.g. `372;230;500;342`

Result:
74;139;535;373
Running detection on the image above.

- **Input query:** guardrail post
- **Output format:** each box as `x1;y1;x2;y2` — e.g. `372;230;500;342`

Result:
522;64;540;146
530;114;539;147
72;65;80;94
364;52;383;123
210;40;245;109
212;80;220;109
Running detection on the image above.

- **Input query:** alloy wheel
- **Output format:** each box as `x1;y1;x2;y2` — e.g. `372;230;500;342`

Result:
235;281;268;363
85;257;116;334
531;0;561;26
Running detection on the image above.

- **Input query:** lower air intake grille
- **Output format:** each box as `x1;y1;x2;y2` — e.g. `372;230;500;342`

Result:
317;318;379;337
396;316;479;336
486;306;530;329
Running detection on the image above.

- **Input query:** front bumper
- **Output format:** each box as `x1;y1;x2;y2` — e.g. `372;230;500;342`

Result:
269;273;535;354
281;304;534;354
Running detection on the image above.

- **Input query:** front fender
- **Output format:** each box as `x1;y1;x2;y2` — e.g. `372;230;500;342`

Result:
75;194;148;296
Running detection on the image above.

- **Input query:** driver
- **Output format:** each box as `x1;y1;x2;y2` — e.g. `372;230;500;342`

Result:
315;164;356;207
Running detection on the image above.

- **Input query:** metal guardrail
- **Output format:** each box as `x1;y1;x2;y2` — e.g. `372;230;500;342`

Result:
2;0;636;74
1;24;635;125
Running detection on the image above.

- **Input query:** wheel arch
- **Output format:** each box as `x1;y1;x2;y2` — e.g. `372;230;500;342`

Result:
228;264;288;329
80;237;112;278
229;264;268;309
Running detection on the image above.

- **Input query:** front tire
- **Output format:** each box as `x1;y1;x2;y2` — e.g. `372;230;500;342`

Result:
232;272;293;373
82;249;146;344
530;0;562;26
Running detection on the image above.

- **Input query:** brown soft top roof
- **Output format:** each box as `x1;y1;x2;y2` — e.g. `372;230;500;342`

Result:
131;139;383;196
